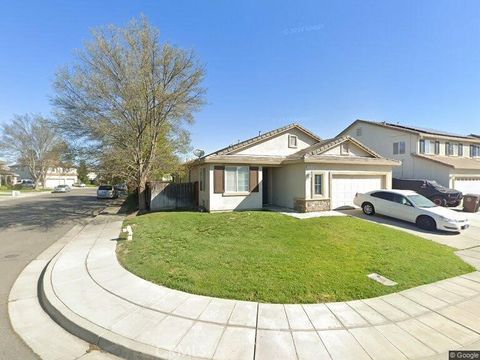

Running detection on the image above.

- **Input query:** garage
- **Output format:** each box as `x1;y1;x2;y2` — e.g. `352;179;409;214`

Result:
331;175;384;209
454;177;480;195
45;177;77;188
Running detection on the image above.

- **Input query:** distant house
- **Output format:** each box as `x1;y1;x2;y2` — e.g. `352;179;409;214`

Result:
87;172;97;183
338;119;480;194
0;162;19;186
9;165;78;188
188;123;399;212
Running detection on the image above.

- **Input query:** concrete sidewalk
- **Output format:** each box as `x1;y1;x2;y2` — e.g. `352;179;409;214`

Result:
8;220;119;360
35;212;480;360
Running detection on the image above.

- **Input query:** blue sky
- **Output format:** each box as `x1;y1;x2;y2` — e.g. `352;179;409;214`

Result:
1;1;480;155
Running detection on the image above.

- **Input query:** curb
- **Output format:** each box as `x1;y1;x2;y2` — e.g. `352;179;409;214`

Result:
38;226;204;360
7;204;118;360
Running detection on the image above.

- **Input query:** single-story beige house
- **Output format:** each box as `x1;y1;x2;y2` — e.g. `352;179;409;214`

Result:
188;124;400;212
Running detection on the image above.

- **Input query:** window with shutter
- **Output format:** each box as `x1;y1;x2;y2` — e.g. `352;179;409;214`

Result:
225;166;249;192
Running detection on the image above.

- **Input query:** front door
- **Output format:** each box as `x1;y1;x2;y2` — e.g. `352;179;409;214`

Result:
262;168;269;205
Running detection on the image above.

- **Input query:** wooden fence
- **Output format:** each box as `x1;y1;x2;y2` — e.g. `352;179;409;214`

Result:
147;181;197;211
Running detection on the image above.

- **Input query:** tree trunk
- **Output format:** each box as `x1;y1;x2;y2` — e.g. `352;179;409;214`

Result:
138;175;148;211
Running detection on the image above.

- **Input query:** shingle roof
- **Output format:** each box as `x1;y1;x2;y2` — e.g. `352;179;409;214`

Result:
188;124;399;167
287;136;384;160
340;119;480;141
413;154;480;170
204;123;321;157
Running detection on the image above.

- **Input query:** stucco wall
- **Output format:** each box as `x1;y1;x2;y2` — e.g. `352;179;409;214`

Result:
189;165;209;209
345;123;419;179
208;164;263;211
271;163;306;209
410;157;451;187
234;128;317;156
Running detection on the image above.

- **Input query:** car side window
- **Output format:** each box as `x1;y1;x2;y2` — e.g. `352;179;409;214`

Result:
393;194;412;206
371;192;394;201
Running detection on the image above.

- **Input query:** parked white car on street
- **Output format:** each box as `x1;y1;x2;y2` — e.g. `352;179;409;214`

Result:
354;189;469;233
97;185;118;199
52;185;71;193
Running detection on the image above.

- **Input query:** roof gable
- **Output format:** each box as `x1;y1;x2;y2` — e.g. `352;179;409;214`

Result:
293;136;383;159
206;123;321;157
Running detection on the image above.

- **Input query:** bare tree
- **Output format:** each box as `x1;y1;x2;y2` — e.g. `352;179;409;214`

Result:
0;114;64;188
52;16;206;209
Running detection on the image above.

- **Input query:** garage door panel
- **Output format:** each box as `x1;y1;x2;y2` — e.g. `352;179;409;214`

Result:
331;175;384;210
455;178;480;195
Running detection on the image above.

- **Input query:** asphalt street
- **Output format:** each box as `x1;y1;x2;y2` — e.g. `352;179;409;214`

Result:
0;189;108;360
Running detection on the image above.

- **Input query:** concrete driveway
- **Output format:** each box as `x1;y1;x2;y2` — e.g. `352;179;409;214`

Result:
342;209;480;269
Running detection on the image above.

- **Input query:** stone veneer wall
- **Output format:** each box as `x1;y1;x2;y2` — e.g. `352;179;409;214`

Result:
294;198;331;213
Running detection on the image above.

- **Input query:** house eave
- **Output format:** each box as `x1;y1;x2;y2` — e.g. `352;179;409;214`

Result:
413;154;480;170
303;157;401;166
196;155;285;166
192;155;400;167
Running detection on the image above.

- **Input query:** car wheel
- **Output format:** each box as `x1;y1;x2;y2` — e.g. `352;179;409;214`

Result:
416;215;436;231
362;202;375;216
432;196;447;207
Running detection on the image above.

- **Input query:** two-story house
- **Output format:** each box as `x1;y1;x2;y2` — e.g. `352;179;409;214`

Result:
10;165;78;188
339;119;480;194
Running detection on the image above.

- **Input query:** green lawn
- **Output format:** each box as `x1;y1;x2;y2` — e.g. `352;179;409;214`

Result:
117;211;473;303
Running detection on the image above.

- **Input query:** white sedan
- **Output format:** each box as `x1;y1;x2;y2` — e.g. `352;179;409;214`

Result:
52;185;71;193
354;189;469;232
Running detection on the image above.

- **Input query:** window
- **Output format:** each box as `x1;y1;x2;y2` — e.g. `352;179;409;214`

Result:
434;141;440;155
199;167;206;191
471;145;480;158
225;166;249;192
340;143;349;155
458;144;463;157
356;127;362;136
419;139;425;154
446;142;454;156
393;194;412;206
288;135;298;148
422;140;434;154
313;174;323;195
393;141;406;155
371;191;394;201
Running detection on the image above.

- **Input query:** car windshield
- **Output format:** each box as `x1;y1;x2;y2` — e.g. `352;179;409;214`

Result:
406;194;437;208
99;185;112;190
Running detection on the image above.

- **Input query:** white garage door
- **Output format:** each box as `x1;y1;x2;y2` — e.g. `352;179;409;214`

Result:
454;178;480;195
331;175;384;209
